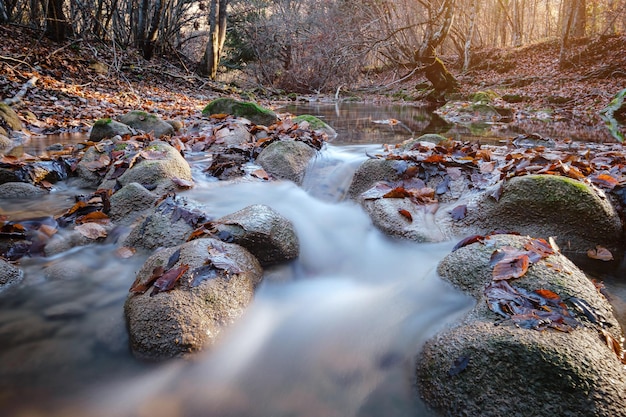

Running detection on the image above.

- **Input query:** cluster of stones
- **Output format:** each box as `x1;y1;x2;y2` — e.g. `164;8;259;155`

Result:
0;98;331;361
347;133;626;416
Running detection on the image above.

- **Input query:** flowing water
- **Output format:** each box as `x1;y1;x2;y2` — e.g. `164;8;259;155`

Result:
0;103;624;417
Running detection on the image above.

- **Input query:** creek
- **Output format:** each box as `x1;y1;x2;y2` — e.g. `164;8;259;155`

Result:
0;103;624;417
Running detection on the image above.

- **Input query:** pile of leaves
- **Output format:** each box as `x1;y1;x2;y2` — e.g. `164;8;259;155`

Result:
363;137;626;218
451;232;626;364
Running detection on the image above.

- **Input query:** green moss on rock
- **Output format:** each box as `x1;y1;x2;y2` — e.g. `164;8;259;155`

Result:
94;118;112;126
202;98;278;126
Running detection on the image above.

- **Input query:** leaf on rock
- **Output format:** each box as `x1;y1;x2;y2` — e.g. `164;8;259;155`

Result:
130;266;164;293
116;246;136;258
75;222;107;239
398;208;413;222
75;211;110;225
172;177;194;189
491;248;530;280
447;355;470;377
362;182;393;200
189;264;220;287
166;248;181;270
383;186;411;199
524;238;555;260
452;234;484;251
590;172;620;190
251;168;270;180
151;264;189;296
599;328;626;364
587;245;614;261
450;204;467;220
208;246;243;274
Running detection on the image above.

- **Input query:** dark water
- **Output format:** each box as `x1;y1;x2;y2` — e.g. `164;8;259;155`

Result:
0;103;623;417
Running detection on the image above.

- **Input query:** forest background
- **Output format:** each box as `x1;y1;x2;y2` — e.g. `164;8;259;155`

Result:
2;0;625;93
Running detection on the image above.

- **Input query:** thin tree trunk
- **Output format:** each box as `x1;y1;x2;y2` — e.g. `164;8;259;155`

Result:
143;0;164;59
198;0;229;79
463;0;478;72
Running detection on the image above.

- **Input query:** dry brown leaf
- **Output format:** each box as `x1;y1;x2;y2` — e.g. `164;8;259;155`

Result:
75;222;107;239
587;245;614;261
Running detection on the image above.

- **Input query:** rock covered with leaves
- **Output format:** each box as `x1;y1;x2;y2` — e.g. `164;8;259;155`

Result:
124;238;263;361
417;233;626;417
349;135;626;254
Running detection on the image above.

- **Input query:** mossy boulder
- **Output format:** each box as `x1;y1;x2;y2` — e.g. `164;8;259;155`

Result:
459;174;623;254
203;98;278;126
124;238;263;361
89;118;133;142
292;114;336;138
417;234;626;417
119;111;175;138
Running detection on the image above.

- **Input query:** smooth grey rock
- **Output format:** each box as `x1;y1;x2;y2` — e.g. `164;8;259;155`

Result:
256;140;317;185
100;141;193;195
109;182;159;225
213;204;299;266
124;238;263;361
119;110;174;138
89;119;133;142
0;182;47;199
123;195;208;250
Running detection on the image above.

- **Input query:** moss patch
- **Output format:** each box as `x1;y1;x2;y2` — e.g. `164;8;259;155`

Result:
94;118;112;126
202;98;277;126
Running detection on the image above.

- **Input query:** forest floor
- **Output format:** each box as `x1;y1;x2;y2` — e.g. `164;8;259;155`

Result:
1;23;625;142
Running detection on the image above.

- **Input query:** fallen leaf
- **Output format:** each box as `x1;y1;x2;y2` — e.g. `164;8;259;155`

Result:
398;208;413;222
587;245;614;261
151;264;189;296
75;211;110;225
452;234;484;251
172;177;194;188
252;168;270;180
491;248;530;280
116;246;136;258
75;222;107;239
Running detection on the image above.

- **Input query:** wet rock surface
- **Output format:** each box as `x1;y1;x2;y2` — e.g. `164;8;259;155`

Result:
124;238;263;360
417;234;626;417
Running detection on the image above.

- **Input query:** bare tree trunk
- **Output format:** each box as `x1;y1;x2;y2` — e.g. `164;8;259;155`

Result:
0;0;8;22
143;0;164;59
198;0;229;79
463;0;479;71
44;0;68;42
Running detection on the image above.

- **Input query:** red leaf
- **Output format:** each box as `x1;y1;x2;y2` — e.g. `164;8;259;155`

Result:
383;186;411;199
151;265;189;296
523;238;555;260
452;234;484;251
590;173;619;190
130;266;164;293
398;208;413;222
492;249;530;280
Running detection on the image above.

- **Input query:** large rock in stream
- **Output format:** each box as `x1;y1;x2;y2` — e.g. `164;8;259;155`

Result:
124;238;263;361
76;140;193;195
417;233;626;417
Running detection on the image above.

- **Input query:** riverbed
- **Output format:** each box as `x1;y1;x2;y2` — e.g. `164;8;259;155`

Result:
0;103;624;417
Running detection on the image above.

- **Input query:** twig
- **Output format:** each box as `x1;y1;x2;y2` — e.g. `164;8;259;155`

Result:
45;39;82;60
0;55;35;69
3;76;39;106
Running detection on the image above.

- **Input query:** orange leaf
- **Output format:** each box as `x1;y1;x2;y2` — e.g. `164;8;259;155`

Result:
76;211;110;225
398;208;413;222
492;250;530;280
